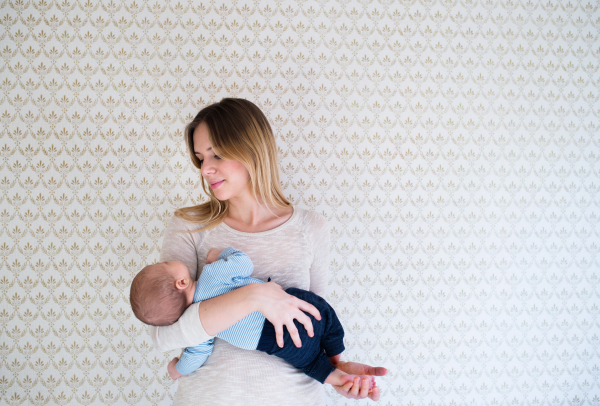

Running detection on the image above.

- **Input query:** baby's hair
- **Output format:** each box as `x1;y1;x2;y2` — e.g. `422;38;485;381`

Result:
130;264;187;326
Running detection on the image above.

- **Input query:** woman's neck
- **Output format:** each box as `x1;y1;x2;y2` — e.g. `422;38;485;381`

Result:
225;194;292;232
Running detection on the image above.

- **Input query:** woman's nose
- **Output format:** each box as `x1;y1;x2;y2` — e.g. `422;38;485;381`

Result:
201;162;215;177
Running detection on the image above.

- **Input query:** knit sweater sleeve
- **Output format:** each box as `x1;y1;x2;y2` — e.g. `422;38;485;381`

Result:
147;214;213;352
305;211;331;298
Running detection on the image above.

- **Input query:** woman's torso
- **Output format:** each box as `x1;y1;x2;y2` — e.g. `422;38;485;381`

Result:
172;207;326;406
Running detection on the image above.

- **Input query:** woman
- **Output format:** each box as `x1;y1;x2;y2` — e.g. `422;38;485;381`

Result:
149;98;386;405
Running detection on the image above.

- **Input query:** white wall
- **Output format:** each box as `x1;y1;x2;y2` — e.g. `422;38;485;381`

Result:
2;0;599;404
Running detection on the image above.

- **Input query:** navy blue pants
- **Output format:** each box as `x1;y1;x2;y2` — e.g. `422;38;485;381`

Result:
256;288;345;383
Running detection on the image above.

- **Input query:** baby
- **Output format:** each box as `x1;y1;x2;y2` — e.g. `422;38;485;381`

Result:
130;246;375;391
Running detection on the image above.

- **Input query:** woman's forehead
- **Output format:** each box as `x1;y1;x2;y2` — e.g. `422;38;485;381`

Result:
192;124;213;154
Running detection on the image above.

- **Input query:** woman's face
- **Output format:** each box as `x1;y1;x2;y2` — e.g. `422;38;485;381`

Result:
192;122;251;202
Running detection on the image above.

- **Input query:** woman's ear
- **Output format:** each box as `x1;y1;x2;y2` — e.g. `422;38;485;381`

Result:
175;278;189;291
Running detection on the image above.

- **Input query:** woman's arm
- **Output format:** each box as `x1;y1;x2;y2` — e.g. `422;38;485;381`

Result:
151;280;319;351
149;214;320;352
199;281;321;348
148;214;205;351
330;361;388;400
306;212;331;297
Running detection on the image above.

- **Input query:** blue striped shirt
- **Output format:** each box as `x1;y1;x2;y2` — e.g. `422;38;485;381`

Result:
176;247;266;375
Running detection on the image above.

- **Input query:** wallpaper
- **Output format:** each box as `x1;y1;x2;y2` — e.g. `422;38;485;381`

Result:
1;0;599;404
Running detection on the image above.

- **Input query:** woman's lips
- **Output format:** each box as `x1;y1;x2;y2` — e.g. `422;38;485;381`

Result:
210;180;224;189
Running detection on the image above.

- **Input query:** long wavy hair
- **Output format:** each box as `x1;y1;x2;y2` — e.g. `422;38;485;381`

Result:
174;98;291;232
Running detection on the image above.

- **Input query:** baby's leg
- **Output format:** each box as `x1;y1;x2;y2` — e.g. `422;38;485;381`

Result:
328;354;341;365
259;288;374;386
324;368;375;391
284;288;346;358
318;301;345;358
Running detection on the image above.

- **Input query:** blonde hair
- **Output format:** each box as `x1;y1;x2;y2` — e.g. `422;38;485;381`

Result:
175;98;290;232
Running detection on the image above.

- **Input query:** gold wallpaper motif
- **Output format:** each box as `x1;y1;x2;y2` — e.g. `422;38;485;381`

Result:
1;0;599;404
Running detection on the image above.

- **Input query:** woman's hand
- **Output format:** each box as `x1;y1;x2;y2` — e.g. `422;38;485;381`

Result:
252;282;321;348
330;360;388;401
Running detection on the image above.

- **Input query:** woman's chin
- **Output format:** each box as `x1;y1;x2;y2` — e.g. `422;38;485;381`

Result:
212;190;229;201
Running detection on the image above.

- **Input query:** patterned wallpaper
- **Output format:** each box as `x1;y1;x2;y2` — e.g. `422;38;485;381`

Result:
1;0;599;404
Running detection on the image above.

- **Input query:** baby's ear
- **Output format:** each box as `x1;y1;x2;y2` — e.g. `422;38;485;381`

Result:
175;277;189;290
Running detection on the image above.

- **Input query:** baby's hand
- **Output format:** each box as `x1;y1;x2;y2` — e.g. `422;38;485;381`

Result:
206;248;221;264
334;376;376;398
168;357;182;380
325;369;375;392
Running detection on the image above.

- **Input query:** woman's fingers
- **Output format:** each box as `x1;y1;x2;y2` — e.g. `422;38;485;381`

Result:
333;373;382;400
335;360;388;378
341;381;354;393
368;385;381;401
349;377;360;397
368;366;388;376
359;377;370;398
294;311;314;337
285;318;302;348
255;282;324;347
274;323;284;348
296;299;321;321
332;380;354;398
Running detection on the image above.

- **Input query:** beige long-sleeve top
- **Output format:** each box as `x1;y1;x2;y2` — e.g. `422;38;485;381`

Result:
149;206;331;406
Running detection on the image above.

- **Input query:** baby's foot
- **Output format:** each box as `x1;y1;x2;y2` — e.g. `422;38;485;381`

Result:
324;368;375;391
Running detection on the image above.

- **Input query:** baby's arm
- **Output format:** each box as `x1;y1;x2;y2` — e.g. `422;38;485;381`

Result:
168;338;215;380
200;247;256;285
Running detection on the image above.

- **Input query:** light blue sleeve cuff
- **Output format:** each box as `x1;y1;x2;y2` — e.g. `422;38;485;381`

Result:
218;246;241;261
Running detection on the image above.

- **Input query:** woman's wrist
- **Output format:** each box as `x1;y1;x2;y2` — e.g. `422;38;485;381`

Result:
244;283;266;313
197;284;262;336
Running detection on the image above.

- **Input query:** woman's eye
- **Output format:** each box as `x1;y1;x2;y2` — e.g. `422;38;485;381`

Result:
195;154;218;164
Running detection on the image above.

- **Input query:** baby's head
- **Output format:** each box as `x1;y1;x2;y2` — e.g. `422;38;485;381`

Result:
130;261;192;326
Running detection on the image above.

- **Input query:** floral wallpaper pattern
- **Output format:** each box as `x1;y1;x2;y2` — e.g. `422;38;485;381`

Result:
1;0;599;404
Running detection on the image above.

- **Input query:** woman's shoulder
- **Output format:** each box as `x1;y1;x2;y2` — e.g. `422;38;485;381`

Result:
165;210;208;234
293;207;329;234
